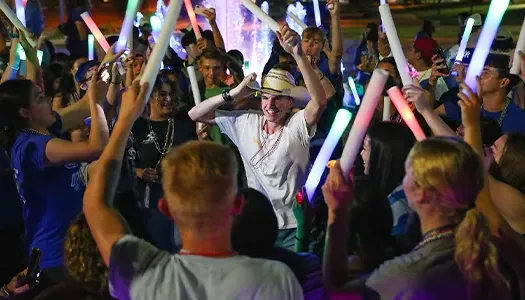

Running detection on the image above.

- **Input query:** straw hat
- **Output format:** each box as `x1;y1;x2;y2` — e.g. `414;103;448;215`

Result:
252;69;310;105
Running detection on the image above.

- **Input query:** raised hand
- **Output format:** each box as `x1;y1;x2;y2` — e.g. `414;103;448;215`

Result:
403;84;433;114
277;24;301;57
101;44;125;67
18;30;39;65
120;80;150;122
429;54;448;86
322;161;353;216
230;73;257;98
203;8;217;25
326;0;340;16
457;79;482;129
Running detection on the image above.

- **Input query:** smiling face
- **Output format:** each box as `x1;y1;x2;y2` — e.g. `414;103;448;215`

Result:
261;93;293;123
150;82;175;118
199;57;224;88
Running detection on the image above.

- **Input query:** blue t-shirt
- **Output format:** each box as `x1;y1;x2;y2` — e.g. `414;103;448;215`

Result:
11;113;84;269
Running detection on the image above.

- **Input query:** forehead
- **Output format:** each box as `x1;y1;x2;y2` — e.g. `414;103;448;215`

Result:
302;31;325;41
154;82;172;93
200;57;223;67
261;93;291;101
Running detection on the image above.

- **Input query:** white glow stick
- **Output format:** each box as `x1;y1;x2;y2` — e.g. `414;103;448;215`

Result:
116;0;141;53
464;0;509;94
313;0;321;27
81;12;110;53
150;15;162;43
59;0;65;24
140;0;183;98
305;109;352;201
383;96;391;121
126;29;133;53
287;11;307;29
88;34;94;60
0;0;35;47
348;77;361;106
183;0;201;39
340;69;389;180
15;0;25;26
511;18;525;75
379;4;412;86
187;66;201;105
455;18;475;63
380;0;386;4
241;0;280;33
37;49;42;65
387;87;426;141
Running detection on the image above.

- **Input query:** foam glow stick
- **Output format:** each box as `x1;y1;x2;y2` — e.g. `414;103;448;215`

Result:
380;0;386;4
187;66;201;105
387;87;426;141
0;0;35;47
379;4;412;86
511;18;525;75
183;0;201;39
305;109;352;201
37;49;42;65
150;15;162;43
464;0;509;94
241;0;280;33
287;11;307;29
88;34;94;60
348;77;361;106
383;96;391;121
15;0;25;27
340;69;389;180
81;12;110;53
140;0;183;98
116;0;141;53
59;0;65;24
455;18;475;63
313;0;321;27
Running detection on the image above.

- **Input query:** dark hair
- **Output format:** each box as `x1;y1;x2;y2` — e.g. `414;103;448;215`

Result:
498;133;525;194
199;50;223;63
231;188;278;254
365;22;379;43
480;117;502;147
0;79;35;148
422;20;435;36
227;49;244;64
378;57;401;86
181;27;212;48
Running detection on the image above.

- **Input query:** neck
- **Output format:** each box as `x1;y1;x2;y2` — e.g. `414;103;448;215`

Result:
149;113;171;121
482;90;507;112
413;60;430;72
418;208;456;236
27;123;50;135
265;119;285;134
179;228;234;256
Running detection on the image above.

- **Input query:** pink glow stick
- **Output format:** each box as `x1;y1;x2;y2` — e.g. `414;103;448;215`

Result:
81;12;110;53
184;0;201;39
387;86;426;141
340;69;389;180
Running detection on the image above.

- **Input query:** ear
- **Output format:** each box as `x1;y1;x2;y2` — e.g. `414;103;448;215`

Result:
80;82;88;91
416;51;422;60
19;108;31;120
158;197;173;220
500;77;510;90
231;193;245;216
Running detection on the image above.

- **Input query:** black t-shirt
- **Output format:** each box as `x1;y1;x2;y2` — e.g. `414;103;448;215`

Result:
131;111;197;207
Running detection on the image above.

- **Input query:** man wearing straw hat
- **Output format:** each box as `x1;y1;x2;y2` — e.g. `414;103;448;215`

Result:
189;24;328;249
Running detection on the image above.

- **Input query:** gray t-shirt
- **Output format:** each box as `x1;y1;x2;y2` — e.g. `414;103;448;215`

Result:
364;238;467;299
109;235;304;300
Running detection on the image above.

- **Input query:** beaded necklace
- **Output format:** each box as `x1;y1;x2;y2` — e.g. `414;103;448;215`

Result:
413;225;455;251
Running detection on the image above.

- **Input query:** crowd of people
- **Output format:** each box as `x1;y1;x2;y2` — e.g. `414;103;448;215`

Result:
0;0;525;299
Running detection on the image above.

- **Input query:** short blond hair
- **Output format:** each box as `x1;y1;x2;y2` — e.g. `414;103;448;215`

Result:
161;141;238;232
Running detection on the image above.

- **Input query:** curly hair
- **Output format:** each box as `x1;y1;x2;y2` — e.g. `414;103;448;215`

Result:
64;213;109;294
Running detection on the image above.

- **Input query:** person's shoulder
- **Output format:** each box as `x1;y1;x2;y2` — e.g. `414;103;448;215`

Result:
240;255;297;276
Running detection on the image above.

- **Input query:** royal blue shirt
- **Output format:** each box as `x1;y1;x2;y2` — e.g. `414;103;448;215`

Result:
11;113;84;269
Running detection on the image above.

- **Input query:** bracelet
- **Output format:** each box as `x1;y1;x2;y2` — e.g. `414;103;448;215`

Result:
7;63;19;71
221;90;233;102
1;284;10;298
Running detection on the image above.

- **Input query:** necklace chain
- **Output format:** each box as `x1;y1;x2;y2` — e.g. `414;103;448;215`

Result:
413;228;455;251
249;119;284;169
482;98;511;126
147;118;175;168
22;128;49;136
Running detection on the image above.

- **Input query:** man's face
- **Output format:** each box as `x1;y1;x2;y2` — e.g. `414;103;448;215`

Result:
301;32;325;58
80;65;98;91
133;56;145;76
150;82;175;117
199;57;224;88
479;66;504;95
406;43;419;66
261;93;293;123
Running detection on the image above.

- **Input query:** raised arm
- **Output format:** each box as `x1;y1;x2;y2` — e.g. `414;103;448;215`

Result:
1;32;20;83
203;8;225;51
278;25;327;127
327;0;343;74
188;73;256;123
83;81;150;266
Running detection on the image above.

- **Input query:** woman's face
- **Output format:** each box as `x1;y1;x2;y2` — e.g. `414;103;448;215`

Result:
360;135;371;175
26;85;55;128
491;135;508;164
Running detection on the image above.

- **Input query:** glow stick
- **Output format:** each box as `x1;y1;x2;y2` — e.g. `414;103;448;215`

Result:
464;0;509;94
340;69;389;180
183;0;201;39
305;109;352;201
37;49;42;65
59;0;65;24
387;87;426;141
511;18;525;75
241;0;280;33
126;29;133;54
380;0;386;4
0;0;35;47
287;11;307;29
81;12;110;53
140;0;183;98
313;0;321;27
116;0;141;53
187;66;201;105
455;18;475;63
383;96;391;121
348;77;360;106
150;15;162;43
15;0;25;26
379;4;412;86
88;34;94;60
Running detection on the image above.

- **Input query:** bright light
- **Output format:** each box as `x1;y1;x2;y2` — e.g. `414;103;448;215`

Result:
455;18;475;63
348;77;361;106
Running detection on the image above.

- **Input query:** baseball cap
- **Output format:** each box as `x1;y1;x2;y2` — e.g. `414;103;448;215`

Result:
75;60;99;83
413;37;439;63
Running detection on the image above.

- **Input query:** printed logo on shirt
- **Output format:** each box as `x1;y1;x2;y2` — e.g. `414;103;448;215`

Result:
71;170;83;192
142;132;157;145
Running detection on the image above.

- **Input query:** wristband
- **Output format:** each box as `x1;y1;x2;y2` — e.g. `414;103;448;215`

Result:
221;90;233;102
7;63;19;71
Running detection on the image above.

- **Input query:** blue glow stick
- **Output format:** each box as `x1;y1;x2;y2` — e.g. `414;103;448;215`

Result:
313;0;321;27
116;0;141;53
305;109;353;201
455;18;475;63
348;77;361;106
463;0;509;94
88;34;94;60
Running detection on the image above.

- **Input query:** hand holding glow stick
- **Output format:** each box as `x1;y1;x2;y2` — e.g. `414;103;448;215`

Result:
116;0;142;53
184;0;201;39
379;4;412;86
305;109;352;201
511;18;525;75
340;69;389;179
140;0;183;99
81;12;110;53
241;0;280;33
348;77;361;106
287;11;307;30
455;18;475;63
387;86;426;141
0;0;35;47
187;66;201;105
464;0;509;94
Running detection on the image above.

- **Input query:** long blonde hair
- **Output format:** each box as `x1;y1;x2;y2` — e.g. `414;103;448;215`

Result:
407;137;509;299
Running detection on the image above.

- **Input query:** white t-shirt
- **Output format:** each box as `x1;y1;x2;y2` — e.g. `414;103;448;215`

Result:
216;110;315;229
109;235;304;300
